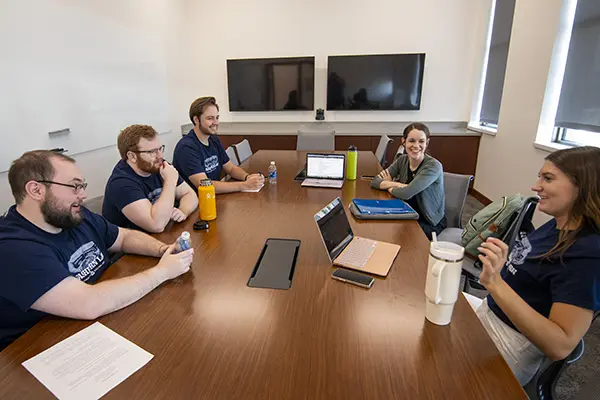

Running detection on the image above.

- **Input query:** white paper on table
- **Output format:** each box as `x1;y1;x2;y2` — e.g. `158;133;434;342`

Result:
22;322;153;400
241;184;264;193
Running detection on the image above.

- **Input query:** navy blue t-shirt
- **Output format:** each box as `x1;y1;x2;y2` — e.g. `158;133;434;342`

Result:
0;206;119;351
173;130;230;189
102;160;183;231
488;220;600;332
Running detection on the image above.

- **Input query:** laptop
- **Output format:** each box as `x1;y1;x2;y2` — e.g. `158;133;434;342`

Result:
301;153;345;189
314;197;401;277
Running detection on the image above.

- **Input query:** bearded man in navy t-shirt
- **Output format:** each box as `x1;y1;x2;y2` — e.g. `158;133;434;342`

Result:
0;150;194;351
173;97;264;193
102;124;198;233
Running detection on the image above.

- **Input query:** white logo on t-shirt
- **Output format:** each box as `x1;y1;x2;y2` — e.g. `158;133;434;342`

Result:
148;188;162;204
204;155;219;175
508;232;532;266
68;242;106;282
505;232;532;275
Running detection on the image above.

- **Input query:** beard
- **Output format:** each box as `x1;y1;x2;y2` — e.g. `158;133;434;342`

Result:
199;123;218;136
137;156;163;174
41;191;83;229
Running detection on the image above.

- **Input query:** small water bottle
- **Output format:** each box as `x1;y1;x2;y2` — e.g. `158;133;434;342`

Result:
176;231;192;253
268;161;277;184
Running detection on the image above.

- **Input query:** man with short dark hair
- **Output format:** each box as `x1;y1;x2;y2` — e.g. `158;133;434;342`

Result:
102;124;198;233
0;150;194;351
173;97;264;193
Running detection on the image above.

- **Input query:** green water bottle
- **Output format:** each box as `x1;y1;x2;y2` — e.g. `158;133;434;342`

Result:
346;145;357;180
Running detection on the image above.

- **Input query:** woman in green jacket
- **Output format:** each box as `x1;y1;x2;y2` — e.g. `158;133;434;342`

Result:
371;122;446;239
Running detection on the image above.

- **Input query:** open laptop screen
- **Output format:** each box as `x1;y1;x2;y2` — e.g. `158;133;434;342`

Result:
306;154;345;179
314;197;354;261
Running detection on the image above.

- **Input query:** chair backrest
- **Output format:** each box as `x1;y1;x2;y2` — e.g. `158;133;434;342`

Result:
296;132;335;151
572;312;600;400
374;135;393;167
525;337;586;400
443;172;473;229
233;139;252;164
83;196;104;215
225;146;239;166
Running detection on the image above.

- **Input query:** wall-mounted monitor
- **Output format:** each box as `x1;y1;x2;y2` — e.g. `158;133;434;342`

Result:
327;53;426;111
227;56;315;111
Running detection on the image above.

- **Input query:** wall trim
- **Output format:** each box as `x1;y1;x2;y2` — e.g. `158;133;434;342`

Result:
469;188;492;206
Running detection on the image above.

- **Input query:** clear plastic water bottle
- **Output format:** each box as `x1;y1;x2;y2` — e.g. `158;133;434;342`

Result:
268;161;277;184
176;231;192;253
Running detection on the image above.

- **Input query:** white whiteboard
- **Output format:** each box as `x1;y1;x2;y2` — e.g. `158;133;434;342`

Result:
0;0;170;172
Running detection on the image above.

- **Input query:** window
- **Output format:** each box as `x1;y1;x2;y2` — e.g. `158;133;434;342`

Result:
554;0;600;146
556;128;600;147
476;0;517;129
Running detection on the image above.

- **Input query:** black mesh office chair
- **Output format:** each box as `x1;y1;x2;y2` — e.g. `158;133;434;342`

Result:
462;196;539;292
525;311;600;400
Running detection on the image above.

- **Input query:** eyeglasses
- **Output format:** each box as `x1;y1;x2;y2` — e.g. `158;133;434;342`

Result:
131;145;165;156
37;180;88;194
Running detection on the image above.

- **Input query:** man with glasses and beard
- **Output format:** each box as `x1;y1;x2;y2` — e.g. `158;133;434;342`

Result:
102;125;198;233
173;97;264;193
0;150;194;351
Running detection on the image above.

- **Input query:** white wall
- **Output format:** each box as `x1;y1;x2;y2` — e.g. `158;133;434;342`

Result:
0;0;183;212
174;0;487;123
473;0;567;226
0;0;492;212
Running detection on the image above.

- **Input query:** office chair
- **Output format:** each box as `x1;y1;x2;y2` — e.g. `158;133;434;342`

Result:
374;135;393;167
438;173;474;245
525;311;600;400
572;333;600;400
233;139;253;164
296;131;335;151
462;196;538;292
83;196;104;215
393;144;405;162
225;146;239;166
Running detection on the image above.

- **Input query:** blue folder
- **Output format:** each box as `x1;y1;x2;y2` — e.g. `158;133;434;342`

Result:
352;198;417;215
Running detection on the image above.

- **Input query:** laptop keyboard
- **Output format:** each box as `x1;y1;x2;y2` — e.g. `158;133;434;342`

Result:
302;179;343;188
336;237;378;268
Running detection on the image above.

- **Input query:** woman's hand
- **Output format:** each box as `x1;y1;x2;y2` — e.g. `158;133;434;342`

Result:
379;181;408;193
377;169;392;182
477;237;509;289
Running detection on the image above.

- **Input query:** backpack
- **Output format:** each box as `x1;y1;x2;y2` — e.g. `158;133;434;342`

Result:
461;194;526;257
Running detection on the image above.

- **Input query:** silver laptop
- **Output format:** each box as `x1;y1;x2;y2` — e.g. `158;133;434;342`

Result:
301;153;345;189
314;198;400;276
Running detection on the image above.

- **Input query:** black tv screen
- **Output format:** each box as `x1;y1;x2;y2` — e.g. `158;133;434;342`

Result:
327;53;426;111
227;56;315;111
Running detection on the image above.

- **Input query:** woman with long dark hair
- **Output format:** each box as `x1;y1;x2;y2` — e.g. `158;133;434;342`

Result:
476;146;600;385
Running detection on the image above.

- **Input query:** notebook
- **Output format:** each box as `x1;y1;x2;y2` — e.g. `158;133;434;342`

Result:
352;199;417;215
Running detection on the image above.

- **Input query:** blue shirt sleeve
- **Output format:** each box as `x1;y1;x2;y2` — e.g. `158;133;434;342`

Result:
0;241;70;311
106;177;148;211
551;257;600;311
84;209;119;249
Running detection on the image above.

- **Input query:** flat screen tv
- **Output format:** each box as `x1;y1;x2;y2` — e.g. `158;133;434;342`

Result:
327;53;426;111
227;56;315;111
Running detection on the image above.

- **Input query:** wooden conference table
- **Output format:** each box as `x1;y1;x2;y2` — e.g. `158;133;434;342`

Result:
0;151;525;399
